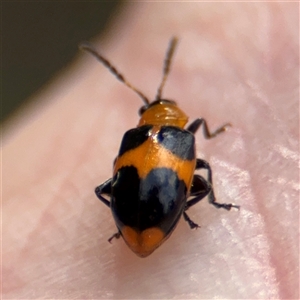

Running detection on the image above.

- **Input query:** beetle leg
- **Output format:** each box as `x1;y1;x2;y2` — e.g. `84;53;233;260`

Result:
187;118;231;138
190;174;211;196
195;159;240;210
95;179;122;242
183;174;210;229
108;231;121;243
95;178;112;208
186;174;210;205
183;211;200;229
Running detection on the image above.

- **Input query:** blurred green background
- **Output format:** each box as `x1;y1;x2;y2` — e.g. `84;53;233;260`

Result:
2;1;121;123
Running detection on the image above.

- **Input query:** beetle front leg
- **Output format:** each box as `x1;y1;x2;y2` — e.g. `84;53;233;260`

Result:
187;118;231;138
95;178;112;208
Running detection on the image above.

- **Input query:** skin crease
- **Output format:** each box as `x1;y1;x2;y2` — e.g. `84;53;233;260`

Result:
2;2;299;299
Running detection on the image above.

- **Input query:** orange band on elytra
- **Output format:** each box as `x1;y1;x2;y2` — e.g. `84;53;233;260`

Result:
114;127;196;189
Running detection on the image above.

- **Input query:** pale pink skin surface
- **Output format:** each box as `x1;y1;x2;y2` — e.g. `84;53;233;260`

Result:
2;3;299;299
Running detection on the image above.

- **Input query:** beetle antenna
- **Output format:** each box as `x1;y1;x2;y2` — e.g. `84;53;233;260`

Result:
79;42;150;105
155;37;178;101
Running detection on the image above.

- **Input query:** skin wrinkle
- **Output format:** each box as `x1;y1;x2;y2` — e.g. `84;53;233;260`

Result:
212;158;279;296
246;138;296;300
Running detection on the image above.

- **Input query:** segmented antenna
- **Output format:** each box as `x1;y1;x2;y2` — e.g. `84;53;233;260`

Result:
155;37;178;101
79;42;150;105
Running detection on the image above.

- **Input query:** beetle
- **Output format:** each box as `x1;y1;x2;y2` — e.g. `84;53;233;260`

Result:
80;37;239;257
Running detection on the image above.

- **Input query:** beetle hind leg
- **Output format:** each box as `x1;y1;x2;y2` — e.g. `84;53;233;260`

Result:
108;231;121;243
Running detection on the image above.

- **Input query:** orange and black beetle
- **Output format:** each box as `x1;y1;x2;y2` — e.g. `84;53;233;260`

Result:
80;37;239;257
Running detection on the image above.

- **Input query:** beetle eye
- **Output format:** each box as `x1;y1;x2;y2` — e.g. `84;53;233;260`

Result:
139;105;148;116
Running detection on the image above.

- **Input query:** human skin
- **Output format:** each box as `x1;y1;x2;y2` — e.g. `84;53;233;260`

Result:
2;2;299;299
